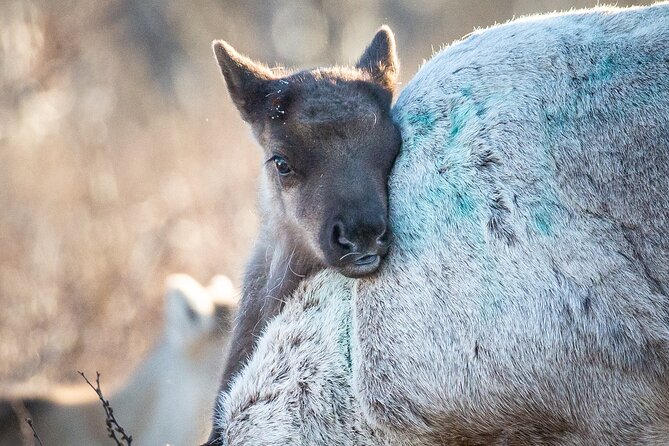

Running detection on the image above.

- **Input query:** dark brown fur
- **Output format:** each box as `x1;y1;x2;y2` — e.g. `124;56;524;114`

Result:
205;27;401;445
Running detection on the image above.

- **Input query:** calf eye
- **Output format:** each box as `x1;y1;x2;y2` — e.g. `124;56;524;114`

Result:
272;156;292;176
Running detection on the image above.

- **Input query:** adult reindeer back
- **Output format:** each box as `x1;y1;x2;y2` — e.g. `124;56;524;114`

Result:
212;3;669;445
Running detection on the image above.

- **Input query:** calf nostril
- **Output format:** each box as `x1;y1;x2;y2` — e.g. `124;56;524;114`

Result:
332;222;355;252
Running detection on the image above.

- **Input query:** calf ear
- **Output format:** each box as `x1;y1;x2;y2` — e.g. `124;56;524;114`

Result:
212;40;275;123
356;25;399;94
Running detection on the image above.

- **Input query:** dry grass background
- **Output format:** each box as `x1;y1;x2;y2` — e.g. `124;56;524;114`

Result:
0;0;654;396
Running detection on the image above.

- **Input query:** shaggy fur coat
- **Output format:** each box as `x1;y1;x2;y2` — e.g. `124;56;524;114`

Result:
215;3;669;444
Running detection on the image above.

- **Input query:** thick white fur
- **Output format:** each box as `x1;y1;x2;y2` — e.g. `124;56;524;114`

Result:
216;3;669;445
0;274;238;446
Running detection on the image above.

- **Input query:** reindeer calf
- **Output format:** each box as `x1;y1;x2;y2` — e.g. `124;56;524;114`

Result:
207;27;401;444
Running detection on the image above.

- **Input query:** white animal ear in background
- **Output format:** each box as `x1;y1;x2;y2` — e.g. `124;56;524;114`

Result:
164;274;215;338
207;275;239;330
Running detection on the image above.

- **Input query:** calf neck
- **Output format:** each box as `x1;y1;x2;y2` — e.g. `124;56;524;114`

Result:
206;27;401;444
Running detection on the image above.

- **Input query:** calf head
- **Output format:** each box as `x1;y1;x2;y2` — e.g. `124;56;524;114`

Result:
213;27;400;277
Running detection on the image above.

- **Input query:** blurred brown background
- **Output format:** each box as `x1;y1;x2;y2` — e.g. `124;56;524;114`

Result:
0;0;655;394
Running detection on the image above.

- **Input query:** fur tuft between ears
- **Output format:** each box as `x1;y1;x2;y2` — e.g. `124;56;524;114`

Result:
356;25;399;93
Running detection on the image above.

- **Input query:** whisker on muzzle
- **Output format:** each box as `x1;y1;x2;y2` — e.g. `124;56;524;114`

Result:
339;251;362;261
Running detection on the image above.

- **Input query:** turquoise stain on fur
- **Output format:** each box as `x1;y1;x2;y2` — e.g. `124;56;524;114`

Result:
448;101;477;143
339;314;352;372
534;212;552;236
410;112;436;132
543;108;569;131
336;292;353;372
390;168;476;253
460;87;473;99
591;55;614;82
442;92;481;219
455;192;475;217
542;57;617;137
402;111;437;146
449;111;465;139
440;160;478;221
531;198;567;236
391;89;488;252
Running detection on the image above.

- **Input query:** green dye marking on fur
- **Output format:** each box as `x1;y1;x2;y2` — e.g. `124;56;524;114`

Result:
407;111;436;137
544;108;569;130
448;101;478;142
455;192;475;217
534;212;552;236
338;309;353;372
592;56;614;82
449;107;466;138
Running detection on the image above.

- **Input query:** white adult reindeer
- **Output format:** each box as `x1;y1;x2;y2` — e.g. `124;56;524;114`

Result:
213;3;669;445
1;274;238;446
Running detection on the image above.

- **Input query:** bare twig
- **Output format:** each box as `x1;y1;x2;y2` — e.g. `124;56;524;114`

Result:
11;399;38;446
25;418;44;446
78;371;133;446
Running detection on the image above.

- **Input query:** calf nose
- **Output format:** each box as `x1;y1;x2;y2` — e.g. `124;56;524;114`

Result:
330;217;389;259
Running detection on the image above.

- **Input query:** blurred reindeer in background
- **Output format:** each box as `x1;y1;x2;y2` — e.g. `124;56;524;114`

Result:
0;274;238;446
